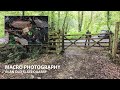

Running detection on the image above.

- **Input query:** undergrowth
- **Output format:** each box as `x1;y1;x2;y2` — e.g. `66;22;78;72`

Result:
0;45;43;64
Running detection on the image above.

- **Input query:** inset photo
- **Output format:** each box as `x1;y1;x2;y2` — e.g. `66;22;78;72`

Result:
5;16;48;46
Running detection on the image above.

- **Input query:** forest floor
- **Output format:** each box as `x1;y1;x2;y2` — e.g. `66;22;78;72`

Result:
0;47;120;79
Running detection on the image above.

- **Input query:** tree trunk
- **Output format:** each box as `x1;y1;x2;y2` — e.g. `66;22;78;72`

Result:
57;11;60;30
78;11;84;32
62;11;68;32
48;11;51;28
78;11;80;32
62;11;68;52
107;11;111;30
65;21;69;34
65;12;69;34
51;11;55;30
86;11;93;30
119;11;120;22
112;22;120;58
22;11;25;16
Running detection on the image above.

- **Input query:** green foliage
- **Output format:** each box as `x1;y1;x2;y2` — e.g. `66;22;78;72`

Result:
28;46;43;60
0;11;22;38
0;45;28;63
0;44;43;64
0;11;120;39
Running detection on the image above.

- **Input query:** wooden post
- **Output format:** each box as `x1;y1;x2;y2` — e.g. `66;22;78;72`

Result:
112;22;120;58
56;32;59;54
62;29;64;52
109;33;113;53
55;31;61;54
58;30;61;54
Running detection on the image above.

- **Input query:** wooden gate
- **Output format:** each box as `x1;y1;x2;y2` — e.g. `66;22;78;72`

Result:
62;33;113;52
47;30;62;54
46;30;114;54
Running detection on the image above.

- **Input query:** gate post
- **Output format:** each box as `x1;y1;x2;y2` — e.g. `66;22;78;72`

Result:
112;22;120;58
109;32;113;53
62;29;64;52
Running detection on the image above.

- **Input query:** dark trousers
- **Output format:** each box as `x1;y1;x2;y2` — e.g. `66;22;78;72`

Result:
85;38;90;46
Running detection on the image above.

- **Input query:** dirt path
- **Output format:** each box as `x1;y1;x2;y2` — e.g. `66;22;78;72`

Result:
0;47;120;79
40;47;120;79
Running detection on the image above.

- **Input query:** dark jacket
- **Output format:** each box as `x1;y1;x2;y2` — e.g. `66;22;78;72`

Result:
86;31;91;38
